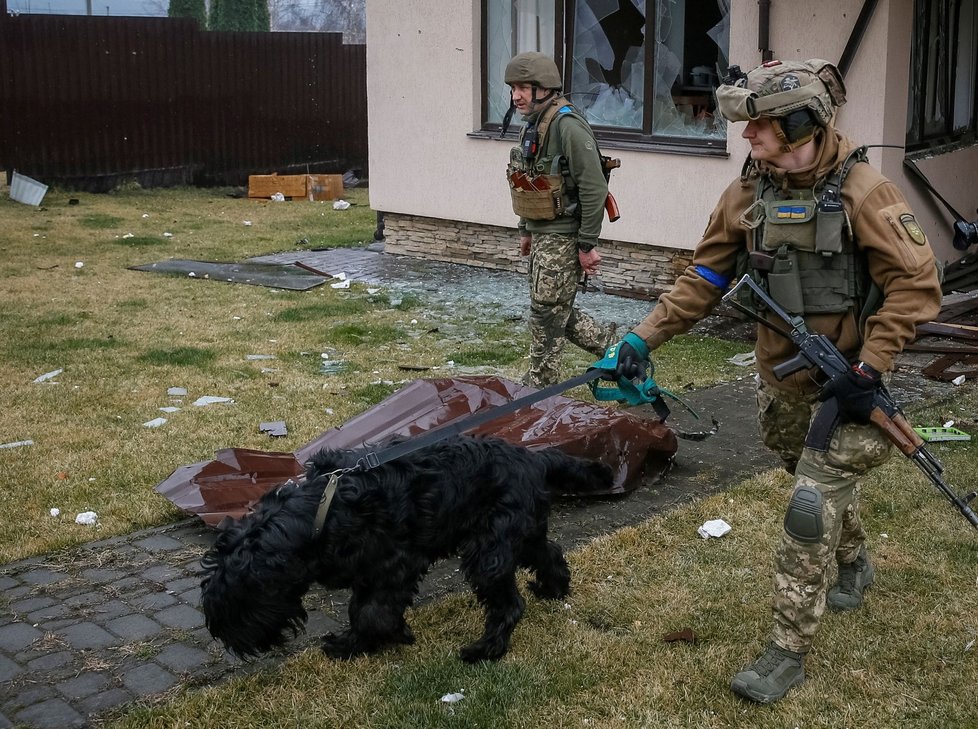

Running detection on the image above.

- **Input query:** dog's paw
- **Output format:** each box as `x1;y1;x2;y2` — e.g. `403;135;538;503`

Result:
528;579;569;600
459;640;506;663
320;631;361;660
395;624;416;646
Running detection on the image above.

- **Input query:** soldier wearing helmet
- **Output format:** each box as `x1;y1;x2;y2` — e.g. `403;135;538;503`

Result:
504;51;617;388
598;59;941;703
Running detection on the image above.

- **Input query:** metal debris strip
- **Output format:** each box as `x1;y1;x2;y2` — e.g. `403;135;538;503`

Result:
155;375;679;527
129;259;331;291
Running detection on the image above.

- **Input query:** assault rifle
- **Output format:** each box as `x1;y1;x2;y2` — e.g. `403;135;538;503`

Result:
721;274;978;530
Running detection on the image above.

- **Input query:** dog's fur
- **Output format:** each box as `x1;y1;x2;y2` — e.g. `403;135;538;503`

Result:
200;435;612;662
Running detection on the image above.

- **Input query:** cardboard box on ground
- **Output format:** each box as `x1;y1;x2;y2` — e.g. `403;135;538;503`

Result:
248;173;344;201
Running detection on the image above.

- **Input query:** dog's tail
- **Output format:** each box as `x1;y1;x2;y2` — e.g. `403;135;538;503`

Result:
536;447;614;497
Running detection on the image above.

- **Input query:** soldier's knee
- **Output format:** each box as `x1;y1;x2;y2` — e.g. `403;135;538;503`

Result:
783;485;824;543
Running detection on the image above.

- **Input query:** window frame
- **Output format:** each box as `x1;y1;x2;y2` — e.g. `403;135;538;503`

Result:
907;0;978;153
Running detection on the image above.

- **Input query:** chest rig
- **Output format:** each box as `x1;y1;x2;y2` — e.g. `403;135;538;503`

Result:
507;96;585;221
740;146;869;316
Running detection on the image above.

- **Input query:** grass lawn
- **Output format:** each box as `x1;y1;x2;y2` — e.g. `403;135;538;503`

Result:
1;183;976;728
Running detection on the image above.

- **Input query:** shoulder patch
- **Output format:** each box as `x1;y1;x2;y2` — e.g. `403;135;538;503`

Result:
899;213;926;245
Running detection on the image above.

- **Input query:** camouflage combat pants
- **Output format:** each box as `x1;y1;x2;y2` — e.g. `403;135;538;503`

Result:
756;378;892;653
523;232;616;388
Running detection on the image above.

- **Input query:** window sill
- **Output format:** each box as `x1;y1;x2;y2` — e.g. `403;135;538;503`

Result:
467;129;729;158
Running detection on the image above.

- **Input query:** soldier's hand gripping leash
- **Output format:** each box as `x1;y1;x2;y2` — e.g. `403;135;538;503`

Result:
587;336;714;440
722;274;978;529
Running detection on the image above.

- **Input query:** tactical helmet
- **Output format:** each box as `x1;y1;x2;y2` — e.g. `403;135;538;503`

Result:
715;59;847;150
505;52;562;89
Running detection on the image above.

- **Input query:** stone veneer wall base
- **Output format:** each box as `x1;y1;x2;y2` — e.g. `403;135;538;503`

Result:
381;212;692;299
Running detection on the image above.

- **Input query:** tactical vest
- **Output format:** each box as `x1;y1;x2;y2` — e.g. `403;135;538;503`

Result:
507;96;588;221
740;147;870;316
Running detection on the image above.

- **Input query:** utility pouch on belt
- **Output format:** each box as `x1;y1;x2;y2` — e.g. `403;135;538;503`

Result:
766;248;805;314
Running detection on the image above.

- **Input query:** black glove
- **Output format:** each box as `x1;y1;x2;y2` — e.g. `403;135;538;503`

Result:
822;362;881;425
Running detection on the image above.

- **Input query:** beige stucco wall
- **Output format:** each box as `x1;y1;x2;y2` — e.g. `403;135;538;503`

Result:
367;0;975;263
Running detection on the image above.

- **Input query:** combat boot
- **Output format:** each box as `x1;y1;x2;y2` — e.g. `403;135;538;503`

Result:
730;642;805;703
827;545;875;611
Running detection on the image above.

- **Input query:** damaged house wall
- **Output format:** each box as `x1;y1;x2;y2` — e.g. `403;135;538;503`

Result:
368;0;978;294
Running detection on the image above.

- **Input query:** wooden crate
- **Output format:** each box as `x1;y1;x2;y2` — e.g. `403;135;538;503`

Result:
247;174;308;199
307;174;345;201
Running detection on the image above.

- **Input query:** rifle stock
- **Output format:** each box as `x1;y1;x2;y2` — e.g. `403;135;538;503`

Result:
722;274;978;530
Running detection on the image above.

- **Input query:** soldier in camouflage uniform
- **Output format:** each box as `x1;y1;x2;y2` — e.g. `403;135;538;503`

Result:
504;52;617;387
603;60;942;702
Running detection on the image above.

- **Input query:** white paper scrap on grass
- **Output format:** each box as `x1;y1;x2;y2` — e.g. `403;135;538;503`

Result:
0;439;34;449
697;519;732;539
193;396;235;407
440;692;465;704
143;417;167;428
33;368;63;383
167;386;188;396
75;511;98;525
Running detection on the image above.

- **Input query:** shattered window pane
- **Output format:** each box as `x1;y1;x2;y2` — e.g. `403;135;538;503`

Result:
485;0;729;144
486;0;557;124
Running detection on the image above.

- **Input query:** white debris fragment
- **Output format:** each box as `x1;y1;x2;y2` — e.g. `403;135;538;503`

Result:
75;511;98;525
270;192;286;202
167;386;188;396
332;199;351;210
193;395;234;407
966;639;975;652
50;508;60;517
243;220;252;226
142;213;150;218
163;232;173;237
188;272;196;277
122;232;134;239
952;375;966;386
944;420;955;428
159;406;180;413
440;692;465;704
727;352;756;367
330;272;350;289
246;354;276;360
143;417;167;428
0;439;34;449
74;261;85;269
698;519;732;539
33;368;63;383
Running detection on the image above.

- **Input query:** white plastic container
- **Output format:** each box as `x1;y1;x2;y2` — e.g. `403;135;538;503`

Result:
10;171;48;206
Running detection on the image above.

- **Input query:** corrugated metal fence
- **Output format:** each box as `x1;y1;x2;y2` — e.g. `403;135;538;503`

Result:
0;15;367;190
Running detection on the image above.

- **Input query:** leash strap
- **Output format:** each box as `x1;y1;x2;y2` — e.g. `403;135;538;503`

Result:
353;369;606;472
312;472;340;537
309;371;605;537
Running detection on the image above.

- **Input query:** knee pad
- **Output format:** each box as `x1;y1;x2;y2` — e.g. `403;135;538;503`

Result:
783;485;824;543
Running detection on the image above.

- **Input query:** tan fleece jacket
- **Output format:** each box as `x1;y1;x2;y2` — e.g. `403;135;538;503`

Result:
631;129;942;394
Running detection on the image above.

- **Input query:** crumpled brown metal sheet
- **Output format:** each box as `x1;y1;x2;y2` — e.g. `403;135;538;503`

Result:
155;376;678;527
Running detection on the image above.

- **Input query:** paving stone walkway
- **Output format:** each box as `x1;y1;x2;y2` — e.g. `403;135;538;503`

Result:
0;246;960;728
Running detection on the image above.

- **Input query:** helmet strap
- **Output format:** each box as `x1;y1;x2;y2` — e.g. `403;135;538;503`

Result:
529;86;557;112
770;117;814;153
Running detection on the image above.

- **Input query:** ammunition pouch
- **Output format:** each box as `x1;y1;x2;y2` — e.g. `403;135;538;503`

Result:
508;171;566;220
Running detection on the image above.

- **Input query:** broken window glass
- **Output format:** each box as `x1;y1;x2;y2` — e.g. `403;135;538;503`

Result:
484;0;730;145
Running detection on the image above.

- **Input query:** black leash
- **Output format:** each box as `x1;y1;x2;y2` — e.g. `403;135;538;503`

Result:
311;369;606;536
354;369;605;470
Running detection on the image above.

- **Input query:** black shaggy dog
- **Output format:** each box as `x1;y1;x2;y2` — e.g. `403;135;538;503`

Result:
200;436;612;663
